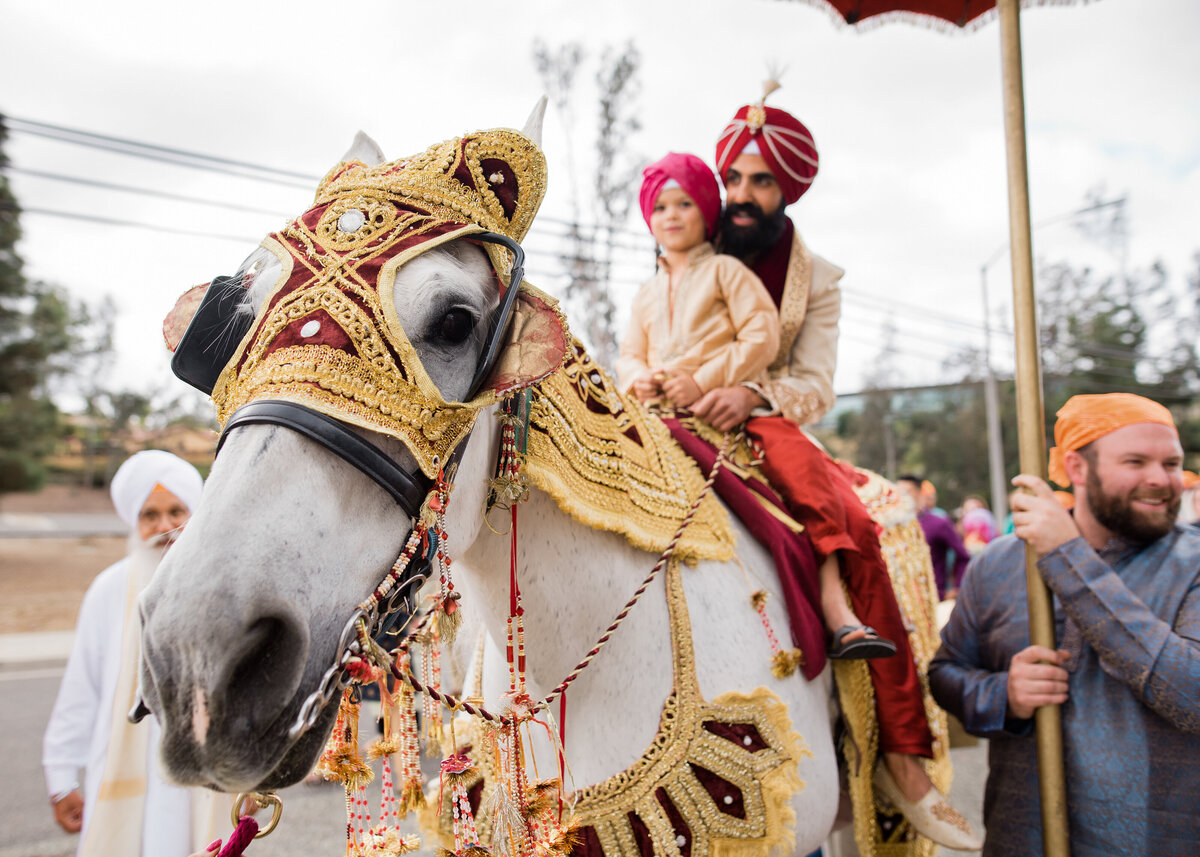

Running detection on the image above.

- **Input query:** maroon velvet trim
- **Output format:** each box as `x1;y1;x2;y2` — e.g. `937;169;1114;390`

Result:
627;811;654;857
655;788;692;857
467;778;484;816
749;217;794;310
269;308;353;354
572;825;604;857
690;764;746;819
702;720;769;753
480;158;518;218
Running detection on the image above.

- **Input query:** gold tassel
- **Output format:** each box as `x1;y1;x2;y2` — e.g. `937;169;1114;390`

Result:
438;593;463;646
750;590;769;611
368;736;401;760
522;780;560;820
535;817;583;857
396;778;427;815
771;648;805;679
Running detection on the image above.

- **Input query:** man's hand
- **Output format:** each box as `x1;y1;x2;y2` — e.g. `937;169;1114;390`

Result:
51;789;83;834
1010;474;1081;556
690;386;767;432
661;372;702;409
1007;645;1070;719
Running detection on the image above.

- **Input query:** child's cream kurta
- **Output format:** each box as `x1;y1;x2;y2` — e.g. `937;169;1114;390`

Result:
616;243;780;394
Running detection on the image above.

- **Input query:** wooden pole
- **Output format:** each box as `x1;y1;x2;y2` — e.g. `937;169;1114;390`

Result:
996;1;1071;854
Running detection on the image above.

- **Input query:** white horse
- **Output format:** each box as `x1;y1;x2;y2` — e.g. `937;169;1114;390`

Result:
140;108;841;855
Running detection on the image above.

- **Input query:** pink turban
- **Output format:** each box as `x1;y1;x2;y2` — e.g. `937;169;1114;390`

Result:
639;153;722;239
715;104;818;206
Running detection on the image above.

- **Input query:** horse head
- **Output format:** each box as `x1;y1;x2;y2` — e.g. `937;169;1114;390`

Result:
140;101;569;792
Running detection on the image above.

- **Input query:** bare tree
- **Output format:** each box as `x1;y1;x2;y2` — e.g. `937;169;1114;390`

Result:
530;40;643;367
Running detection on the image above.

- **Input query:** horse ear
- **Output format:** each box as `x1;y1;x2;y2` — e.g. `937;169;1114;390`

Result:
340;131;385;166
481;283;569;397
163;283;209;352
520;96;547;146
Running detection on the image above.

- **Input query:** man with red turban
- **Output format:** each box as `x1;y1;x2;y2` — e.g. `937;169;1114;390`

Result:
691;93;836;431
678;91;982;850
931;393;1200;855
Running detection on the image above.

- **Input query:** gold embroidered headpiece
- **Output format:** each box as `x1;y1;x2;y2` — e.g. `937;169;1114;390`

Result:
173;127;569;478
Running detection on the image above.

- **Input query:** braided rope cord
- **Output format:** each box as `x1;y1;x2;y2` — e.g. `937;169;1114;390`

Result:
386;428;734;725
539;429;733;707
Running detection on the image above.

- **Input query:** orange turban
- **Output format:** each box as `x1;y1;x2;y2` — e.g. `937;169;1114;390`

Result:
1048;393;1176;486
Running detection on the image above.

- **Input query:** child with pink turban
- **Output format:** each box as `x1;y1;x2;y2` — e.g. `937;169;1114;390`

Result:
617;153;902;666
616;152;779;408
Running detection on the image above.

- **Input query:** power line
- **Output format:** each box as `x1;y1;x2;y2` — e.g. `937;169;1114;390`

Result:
8;116;661;243
15;205;259;245
6;116;316;190
6;116;317;181
7;165;292;218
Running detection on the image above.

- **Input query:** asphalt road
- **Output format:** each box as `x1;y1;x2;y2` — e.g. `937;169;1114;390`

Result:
0;667;365;857
4;664;987;857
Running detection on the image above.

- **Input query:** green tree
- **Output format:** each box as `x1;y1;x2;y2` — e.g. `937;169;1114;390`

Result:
827;248;1200;510
0;115;85;494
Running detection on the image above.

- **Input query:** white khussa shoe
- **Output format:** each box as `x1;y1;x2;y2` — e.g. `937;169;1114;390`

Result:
873;763;984;851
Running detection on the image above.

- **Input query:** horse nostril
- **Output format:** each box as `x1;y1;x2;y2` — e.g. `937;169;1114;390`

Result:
219;614;308;735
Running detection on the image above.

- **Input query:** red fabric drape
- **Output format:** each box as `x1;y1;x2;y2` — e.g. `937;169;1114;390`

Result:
746;417;932;756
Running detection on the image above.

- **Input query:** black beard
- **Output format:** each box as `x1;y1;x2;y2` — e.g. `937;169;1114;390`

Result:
1085;465;1180;544
718;202;788;262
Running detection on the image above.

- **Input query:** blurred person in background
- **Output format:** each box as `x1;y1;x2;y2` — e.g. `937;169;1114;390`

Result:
959;495;999;556
897;475;969;599
43;450;220;857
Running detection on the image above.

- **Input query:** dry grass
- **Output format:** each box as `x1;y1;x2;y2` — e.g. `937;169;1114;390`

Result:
0;537;127;632
1;486;127;633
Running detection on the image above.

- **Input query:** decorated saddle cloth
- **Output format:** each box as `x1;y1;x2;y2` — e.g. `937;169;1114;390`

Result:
425;559;812;857
521;341;733;564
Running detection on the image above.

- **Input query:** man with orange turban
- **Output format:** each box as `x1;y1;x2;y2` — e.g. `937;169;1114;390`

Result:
930;393;1200;855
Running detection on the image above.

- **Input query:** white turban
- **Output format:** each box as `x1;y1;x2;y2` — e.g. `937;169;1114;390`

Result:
109;450;204;528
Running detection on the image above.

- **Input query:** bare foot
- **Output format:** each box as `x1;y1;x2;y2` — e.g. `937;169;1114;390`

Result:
883;751;933;803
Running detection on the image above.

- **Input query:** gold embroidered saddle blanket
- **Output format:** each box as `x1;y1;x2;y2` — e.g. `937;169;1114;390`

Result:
522;341;733;563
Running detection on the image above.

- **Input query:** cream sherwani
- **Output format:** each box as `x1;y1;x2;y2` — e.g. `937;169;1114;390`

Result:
616;242;780;394
746;228;845;427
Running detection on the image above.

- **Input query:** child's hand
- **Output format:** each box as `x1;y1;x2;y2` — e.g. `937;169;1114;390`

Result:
631;372;662;403
662;372;702;408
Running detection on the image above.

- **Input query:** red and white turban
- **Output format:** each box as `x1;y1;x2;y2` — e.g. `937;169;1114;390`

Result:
715;104;819;205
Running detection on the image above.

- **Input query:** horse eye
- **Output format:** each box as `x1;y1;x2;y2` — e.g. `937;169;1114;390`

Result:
436;308;475;345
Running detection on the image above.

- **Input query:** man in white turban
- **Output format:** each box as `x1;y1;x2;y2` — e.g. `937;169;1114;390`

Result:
43;450;220;856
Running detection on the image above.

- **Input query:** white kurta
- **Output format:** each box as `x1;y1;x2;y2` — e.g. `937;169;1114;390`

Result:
43;557;196;857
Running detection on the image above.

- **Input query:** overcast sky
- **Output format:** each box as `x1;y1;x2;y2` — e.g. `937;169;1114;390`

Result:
4;0;1198;408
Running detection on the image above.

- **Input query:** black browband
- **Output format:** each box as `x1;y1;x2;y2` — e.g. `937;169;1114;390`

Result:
217;400;434;517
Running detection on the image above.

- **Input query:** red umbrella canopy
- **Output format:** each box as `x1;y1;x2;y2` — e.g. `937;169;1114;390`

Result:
803;0;1061;29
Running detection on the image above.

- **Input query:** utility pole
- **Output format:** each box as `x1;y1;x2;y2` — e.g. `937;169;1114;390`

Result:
980;264;1009;519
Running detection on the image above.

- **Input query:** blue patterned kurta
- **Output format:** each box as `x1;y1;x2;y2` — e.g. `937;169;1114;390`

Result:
929;528;1200;856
